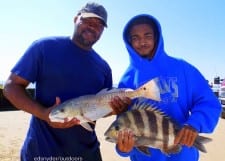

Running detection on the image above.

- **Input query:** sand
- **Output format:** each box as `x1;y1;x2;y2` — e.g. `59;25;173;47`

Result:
0;111;224;161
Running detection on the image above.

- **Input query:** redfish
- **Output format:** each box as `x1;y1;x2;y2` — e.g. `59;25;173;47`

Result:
49;78;161;131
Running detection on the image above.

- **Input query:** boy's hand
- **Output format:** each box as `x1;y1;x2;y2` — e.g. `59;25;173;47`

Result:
109;96;131;115
117;130;135;153
174;125;198;147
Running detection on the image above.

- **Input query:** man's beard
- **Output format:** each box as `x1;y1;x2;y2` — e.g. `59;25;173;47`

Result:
76;30;99;48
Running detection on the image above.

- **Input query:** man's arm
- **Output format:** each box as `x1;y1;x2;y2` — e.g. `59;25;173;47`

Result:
3;73;48;120
3;73;79;128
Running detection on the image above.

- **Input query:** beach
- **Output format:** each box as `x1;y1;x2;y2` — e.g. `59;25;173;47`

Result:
0;111;224;161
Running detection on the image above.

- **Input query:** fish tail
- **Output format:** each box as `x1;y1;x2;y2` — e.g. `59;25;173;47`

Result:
193;135;212;153
137;78;161;101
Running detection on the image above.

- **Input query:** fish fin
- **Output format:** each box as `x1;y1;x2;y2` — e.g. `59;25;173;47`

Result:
137;77;161;101
109;88;133;92
162;144;181;155
96;88;133;95
132;98;157;110
132;98;167;116
80;123;94;132
193;135;212;153
82;116;96;125
96;88;111;94
136;146;151;156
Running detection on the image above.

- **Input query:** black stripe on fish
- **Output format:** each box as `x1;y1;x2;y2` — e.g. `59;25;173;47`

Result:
132;110;145;136
122;112;132;128
145;110;158;143
162;116;169;149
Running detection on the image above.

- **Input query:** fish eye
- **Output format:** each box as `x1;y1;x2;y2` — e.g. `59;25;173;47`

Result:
115;125;120;131
60;109;65;113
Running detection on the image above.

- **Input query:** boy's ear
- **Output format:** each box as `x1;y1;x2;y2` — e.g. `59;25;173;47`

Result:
74;16;79;23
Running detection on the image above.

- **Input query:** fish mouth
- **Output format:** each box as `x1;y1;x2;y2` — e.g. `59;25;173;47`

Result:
48;115;65;123
105;136;116;143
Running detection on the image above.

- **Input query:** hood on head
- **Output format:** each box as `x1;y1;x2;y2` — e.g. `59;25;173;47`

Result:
122;14;165;68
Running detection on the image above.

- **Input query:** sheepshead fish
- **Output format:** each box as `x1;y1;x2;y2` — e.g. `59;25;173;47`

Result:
104;98;212;155
49;78;161;131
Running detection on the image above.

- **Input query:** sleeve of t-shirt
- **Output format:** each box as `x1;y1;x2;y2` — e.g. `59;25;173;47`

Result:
11;40;42;83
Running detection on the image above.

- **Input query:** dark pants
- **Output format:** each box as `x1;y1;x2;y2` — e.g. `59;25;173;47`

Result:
82;148;102;161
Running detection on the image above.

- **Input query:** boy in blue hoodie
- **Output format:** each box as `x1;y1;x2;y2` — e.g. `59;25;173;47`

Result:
115;14;221;161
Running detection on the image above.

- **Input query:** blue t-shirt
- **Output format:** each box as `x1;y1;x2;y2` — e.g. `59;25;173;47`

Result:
12;36;112;160
117;14;221;161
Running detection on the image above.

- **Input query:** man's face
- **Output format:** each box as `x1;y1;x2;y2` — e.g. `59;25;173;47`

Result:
130;24;156;59
74;16;104;48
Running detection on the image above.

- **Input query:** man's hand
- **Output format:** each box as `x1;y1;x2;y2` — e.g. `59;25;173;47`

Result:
174;125;198;147
45;97;80;128
117;130;135;153
109;96;131;115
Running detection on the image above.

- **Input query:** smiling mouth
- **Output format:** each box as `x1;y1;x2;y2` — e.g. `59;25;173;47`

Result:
84;29;96;36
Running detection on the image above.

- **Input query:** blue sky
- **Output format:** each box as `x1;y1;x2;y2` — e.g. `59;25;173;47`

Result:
1;0;225;84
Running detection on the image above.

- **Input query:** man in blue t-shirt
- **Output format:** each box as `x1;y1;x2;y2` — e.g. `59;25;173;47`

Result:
3;2;130;161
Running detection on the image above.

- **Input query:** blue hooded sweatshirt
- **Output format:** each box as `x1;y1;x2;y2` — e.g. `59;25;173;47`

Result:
117;14;221;161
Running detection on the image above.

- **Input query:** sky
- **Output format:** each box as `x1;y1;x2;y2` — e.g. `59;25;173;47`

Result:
1;0;225;85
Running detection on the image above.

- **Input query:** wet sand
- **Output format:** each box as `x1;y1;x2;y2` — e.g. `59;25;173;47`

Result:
0;111;224;161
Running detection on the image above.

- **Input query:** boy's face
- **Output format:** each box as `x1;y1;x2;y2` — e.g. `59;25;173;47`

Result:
129;24;156;59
